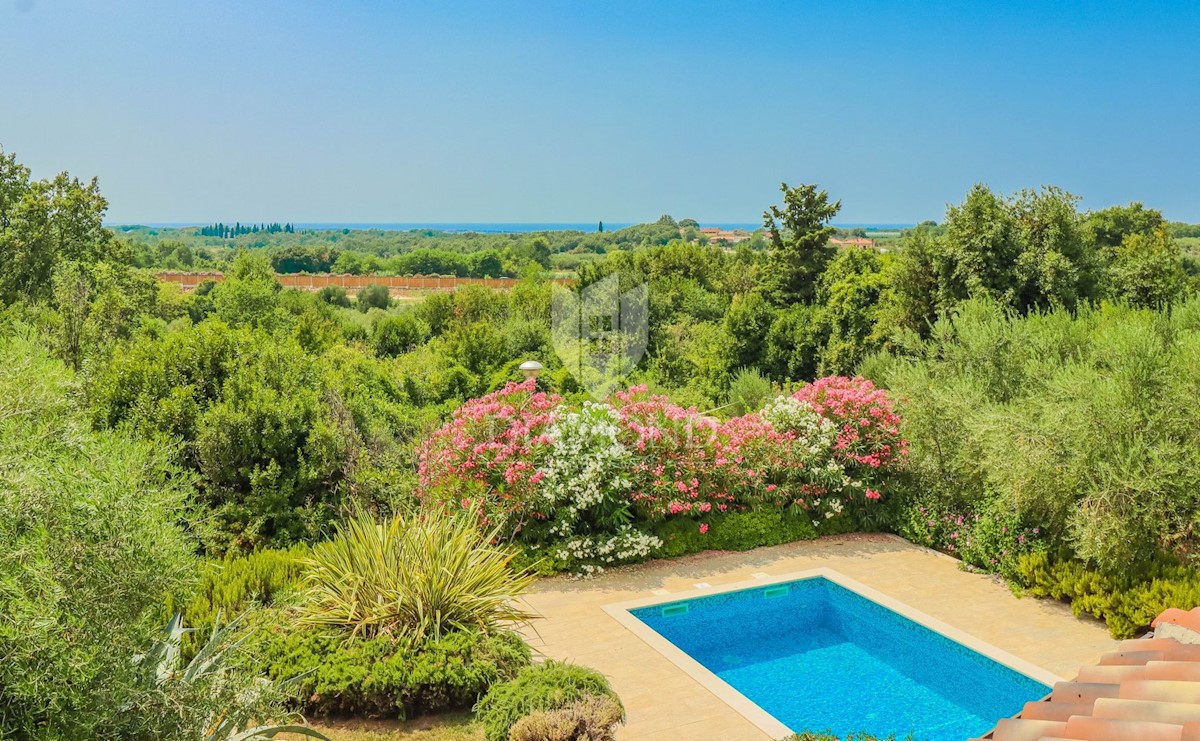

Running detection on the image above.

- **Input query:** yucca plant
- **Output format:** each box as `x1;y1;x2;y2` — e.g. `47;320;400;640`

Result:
299;508;536;641
131;612;329;741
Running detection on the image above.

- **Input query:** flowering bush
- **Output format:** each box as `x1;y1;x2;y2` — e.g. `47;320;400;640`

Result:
534;402;660;571
607;386;732;521
792;376;906;471
900;497;1046;581
417;379;560;536
417;378;908;572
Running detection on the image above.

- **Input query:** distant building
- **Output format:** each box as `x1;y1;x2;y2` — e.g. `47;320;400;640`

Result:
830;237;875;248
694;226;751;244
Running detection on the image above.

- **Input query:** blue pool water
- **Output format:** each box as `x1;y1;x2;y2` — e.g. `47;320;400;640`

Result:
629;578;1049;741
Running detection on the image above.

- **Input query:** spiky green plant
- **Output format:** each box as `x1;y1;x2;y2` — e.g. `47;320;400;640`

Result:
132;612;329;741
298;508;536;641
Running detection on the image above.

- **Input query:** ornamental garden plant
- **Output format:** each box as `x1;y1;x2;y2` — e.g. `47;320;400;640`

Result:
419;376;907;573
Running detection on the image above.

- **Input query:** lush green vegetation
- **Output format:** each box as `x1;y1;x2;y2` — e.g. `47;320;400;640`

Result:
7;141;1200;737
474;663;623;741
0;331;318;739
113;215;740;278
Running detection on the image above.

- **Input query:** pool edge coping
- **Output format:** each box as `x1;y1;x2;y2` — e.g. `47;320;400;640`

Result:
600;566;1064;740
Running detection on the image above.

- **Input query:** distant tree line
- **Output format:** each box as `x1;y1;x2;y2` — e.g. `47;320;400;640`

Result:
199;222;295;238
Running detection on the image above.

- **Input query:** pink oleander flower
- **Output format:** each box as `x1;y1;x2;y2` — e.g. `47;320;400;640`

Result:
699;523;709;534
792;376;906;471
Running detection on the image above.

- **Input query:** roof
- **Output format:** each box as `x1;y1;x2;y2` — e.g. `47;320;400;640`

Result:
976;608;1200;741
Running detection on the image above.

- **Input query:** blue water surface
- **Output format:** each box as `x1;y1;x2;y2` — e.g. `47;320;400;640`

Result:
629;578;1048;741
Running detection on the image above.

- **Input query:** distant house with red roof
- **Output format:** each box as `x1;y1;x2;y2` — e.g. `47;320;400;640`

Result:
695;227;751;244
830;237;875;248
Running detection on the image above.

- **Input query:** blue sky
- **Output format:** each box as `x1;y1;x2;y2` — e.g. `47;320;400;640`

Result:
2;0;1199;224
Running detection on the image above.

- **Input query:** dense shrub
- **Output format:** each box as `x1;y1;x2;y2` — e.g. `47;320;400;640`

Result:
373;312;430;357
86;318;422;551
357;282;391;311
170;545;309;656
1016;551;1200;638
475;662;623;741
652;509;819;558
318;285;351;307
0;333;196;737
0;332;309;739
887;298;1200;576
253;626;531;718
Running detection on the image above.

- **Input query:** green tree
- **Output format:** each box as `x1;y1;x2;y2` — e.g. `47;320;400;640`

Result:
762;182;841;305
817;249;888;374
1086;202;1166;249
1010;186;1096;311
1108;226;1186;308
373;313;431;357
513;236;552;269
763;304;826;381
884;224;943;335
940;183;1022;306
722;291;774;369
0;150;118;304
357;282;391;312
212;250;281;328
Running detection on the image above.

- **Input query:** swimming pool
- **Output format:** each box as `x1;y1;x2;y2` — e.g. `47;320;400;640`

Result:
616;571;1053;741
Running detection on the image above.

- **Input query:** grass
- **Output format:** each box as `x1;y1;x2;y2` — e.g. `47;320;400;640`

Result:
305;713;484;741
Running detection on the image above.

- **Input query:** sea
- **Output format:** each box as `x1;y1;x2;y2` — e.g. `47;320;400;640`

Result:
111;222;913;234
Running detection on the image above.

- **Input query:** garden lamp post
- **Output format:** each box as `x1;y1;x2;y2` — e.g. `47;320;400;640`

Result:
518;360;543;380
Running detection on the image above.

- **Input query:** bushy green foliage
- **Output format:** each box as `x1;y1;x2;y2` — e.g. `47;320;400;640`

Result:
86;318;421;550
475;662;622;741
887;298;1200;576
211;251;283;329
0;332;297;739
726;367;774;416
1016;551;1200;638
357;282;391;311
653;510;819;558
252;627;531;718
817;249;888;374
0;332;200;738
373;312;430;357
1108;226;1186;307
0;149;120;304
317;284;351;307
171;545;309;655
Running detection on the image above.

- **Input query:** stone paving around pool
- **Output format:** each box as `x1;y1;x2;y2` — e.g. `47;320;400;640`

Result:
516;534;1118;741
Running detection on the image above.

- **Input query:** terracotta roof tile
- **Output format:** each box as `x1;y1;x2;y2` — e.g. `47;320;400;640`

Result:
978;607;1200;740
1019;701;1095;721
1092;698;1200;723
